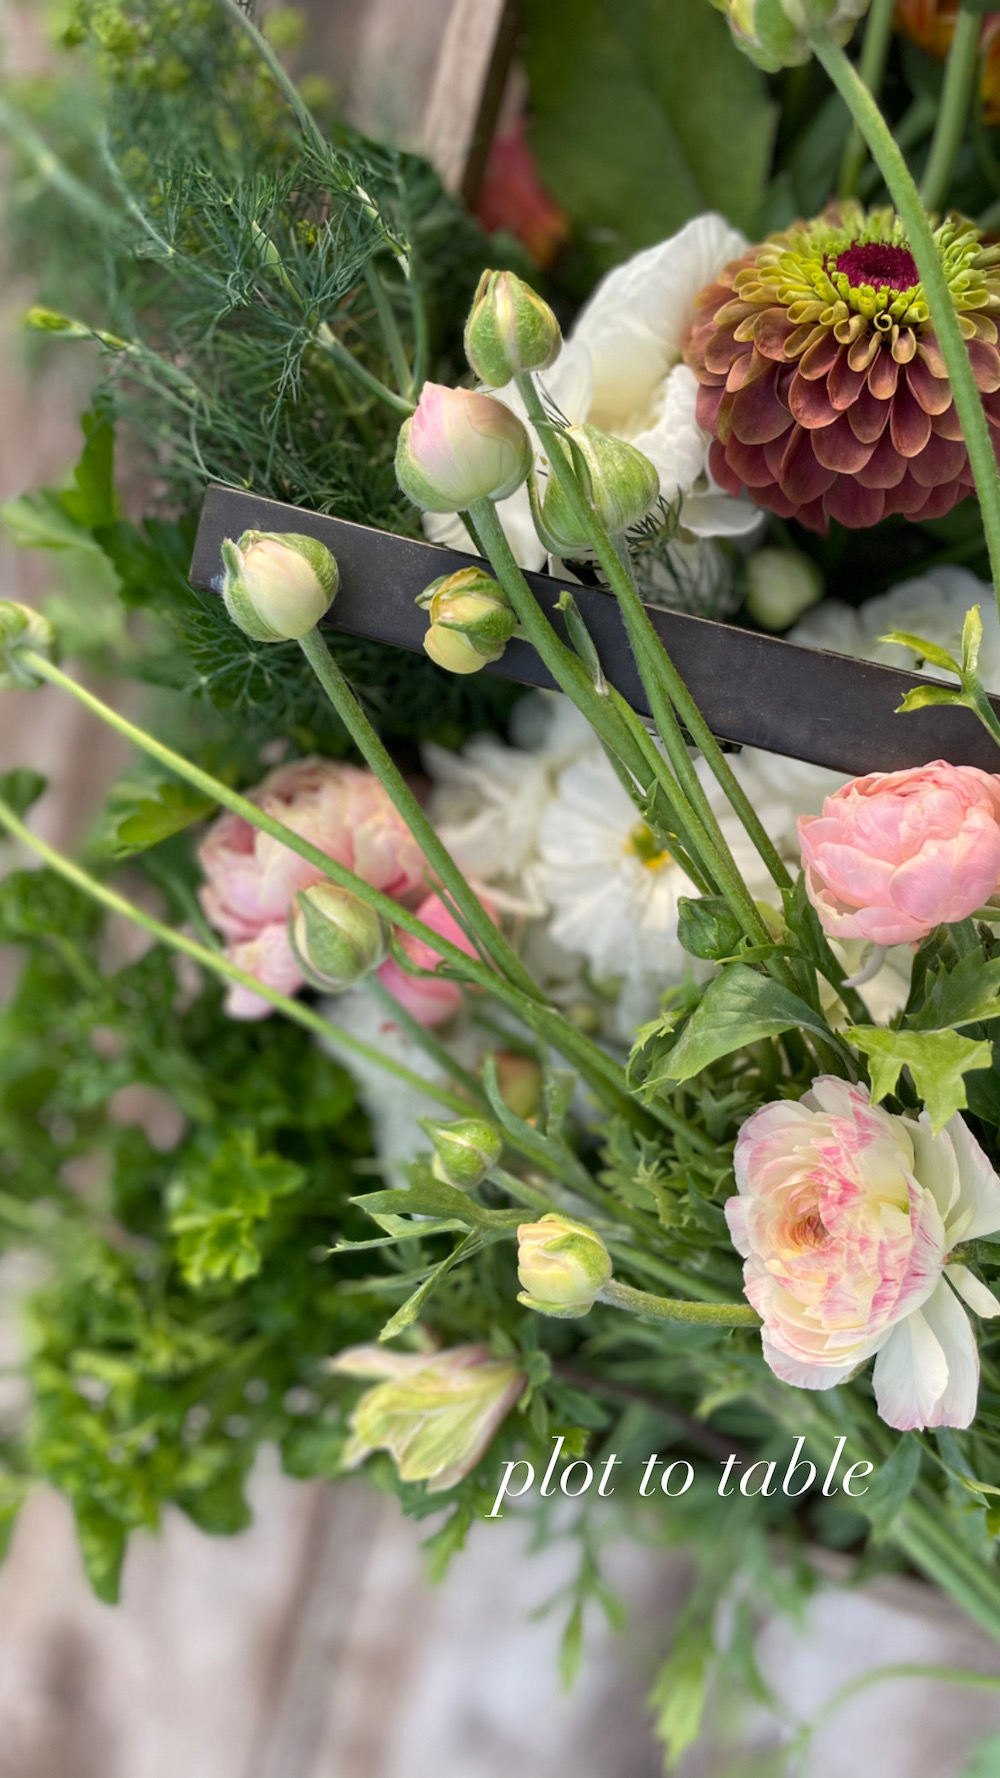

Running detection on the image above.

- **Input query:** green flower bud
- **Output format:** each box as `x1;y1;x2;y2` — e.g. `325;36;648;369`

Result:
423;1116;503;1189
744;547;823;632
221;530;338;642
539;425;659;555
395;383;533;513
464;269;562;388
516;1213;612;1319
710;0;870;72
416;567;517;673
288;881;388;990
330;1341;526;1492
0;602;55;690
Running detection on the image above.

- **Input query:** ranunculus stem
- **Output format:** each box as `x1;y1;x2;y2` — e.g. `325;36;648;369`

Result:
20;651;668;1138
0;793;474;1116
297;624;541;1004
511;373;795;903
812;32;1000;608
920;8;982;215
597;1277;761;1326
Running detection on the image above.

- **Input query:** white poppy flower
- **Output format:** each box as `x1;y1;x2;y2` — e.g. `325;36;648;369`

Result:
424;215;760;569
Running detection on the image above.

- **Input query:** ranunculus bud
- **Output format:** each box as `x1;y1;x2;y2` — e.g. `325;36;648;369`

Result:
744;547;823;632
711;0;870;72
417;566;517;673
424;1116;503;1189
0;602;55;690
221;530;338;642
330;1341;525;1491
464;269;562;388
287;881;388;990
516;1213;612;1319
539;425;659;554
395;383;533;513
495;1052;543;1120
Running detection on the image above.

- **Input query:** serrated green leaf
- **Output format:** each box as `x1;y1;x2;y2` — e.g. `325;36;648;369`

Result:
847;1025;993;1131
645;964;838;1087
911;951;1000;1032
103;778;217;858
168;1128;306;1287
897;685;967;714
0;867;101;942
880;629;962;676
352;1173;521;1230
377;1231;483;1340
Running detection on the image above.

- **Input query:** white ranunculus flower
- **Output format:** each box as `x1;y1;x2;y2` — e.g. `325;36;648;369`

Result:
790;567;1000;691
425;215;759;570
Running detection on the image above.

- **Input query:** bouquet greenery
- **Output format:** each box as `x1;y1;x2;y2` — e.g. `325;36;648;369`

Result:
8;0;1000;1762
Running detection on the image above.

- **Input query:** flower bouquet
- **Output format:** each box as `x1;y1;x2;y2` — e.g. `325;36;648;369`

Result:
7;0;1000;1761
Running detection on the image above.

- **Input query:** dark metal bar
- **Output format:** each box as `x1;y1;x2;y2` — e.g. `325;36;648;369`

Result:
190;483;1000;777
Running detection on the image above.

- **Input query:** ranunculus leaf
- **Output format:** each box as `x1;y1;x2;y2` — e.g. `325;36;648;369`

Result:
911;950;1000;1032
858;1432;921;1541
650;963;838;1086
847;1026;993;1132
0;768;47;818
523;0;776;282
103;776;217;858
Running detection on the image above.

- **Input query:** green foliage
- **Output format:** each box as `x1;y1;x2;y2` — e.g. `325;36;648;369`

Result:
167;1128;307;1287
630;964;837;1093
523;0;776;286
859;1433;922;1541
848;1025;993;1132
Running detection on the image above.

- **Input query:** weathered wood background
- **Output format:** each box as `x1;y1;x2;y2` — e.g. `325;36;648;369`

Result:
3;5;1000;1773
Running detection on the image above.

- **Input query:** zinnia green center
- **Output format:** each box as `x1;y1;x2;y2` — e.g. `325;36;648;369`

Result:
833;241;919;292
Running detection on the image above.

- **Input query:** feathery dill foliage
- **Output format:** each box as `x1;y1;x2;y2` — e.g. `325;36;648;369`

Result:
5;0;520;740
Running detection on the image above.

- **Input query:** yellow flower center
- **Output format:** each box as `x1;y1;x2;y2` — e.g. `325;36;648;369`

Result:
626;820;671;870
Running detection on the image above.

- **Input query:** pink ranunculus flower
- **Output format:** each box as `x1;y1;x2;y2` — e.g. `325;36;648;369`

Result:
198;756;427;1019
377;890;491;1027
727;1077;1000;1430
798;761;1000;946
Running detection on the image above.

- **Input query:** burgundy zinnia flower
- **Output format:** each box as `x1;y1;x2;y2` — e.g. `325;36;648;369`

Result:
683;203;1000;530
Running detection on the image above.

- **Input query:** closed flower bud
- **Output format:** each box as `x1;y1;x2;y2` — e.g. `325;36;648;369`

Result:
424;1116;503;1189
221;530;338;642
395;383;533;512
464;269;562;388
516;1213;612;1319
495;1051;543;1120
711;0;870;72
744;547;823;632
287;881;387;990
330;1342;526;1491
416;567;517;672
0;602;55;690
539;425;659;554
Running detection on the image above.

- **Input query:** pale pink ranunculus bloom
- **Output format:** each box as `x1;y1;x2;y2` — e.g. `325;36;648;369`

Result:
798;760;1000;946
396;383;531;513
377;890;490;1027
198;756;427;1019
727;1077;1000;1430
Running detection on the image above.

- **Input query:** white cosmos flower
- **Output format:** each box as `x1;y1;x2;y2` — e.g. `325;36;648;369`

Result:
425;215;760;570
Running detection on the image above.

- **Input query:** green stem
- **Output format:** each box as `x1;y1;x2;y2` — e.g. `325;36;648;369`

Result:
920;8;981;214
812;31;1000;608
20;651;657;1133
838;0;897;199
791;1661;1000;1760
0;796;473;1117
597;1277;760;1327
363;264;414;400
468;499;656;787
297;626;539;1001
314;322;414;417
219;0;329;159
367;975;488;1110
513;374;794;902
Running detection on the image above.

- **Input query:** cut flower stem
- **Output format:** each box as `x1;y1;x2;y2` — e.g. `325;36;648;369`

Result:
597;1277;760;1327
811;31;1000;609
